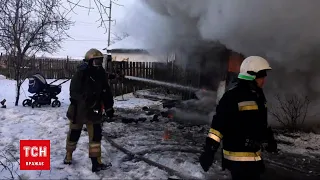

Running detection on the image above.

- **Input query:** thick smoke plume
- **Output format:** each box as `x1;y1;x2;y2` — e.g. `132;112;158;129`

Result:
136;0;320;66
121;0;320;127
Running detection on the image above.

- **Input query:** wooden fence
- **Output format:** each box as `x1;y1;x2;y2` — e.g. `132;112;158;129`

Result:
0;55;202;99
108;61;201;98
0;55;81;79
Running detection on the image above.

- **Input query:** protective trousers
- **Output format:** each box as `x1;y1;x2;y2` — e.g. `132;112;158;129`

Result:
66;121;102;160
231;171;261;180
227;160;263;180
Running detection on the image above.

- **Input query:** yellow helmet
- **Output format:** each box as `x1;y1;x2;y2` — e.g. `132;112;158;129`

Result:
84;48;104;60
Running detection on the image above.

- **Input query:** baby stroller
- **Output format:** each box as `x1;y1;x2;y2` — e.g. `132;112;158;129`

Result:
22;73;69;108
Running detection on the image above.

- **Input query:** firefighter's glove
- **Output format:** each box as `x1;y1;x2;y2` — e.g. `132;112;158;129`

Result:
199;149;215;172
265;127;278;153
105;108;114;118
199;137;218;172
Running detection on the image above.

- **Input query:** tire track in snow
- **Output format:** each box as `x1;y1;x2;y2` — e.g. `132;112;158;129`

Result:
101;115;229;180
102;114;320;180
102;133;203;180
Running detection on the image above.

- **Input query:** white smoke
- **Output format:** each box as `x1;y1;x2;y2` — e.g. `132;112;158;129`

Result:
120;0;320;126
122;0;320;66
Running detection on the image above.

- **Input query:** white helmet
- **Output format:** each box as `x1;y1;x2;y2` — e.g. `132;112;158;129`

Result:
238;56;272;80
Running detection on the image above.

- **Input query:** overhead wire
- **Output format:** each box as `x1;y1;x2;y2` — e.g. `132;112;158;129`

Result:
64;39;108;42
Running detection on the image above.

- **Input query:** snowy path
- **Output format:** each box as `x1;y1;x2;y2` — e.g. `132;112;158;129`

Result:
100;110;229;180
101;110;320;180
262;162;320;180
1;76;320;179
0;105;224;179
0;76;209;179
1;104;319;179
0;106;169;179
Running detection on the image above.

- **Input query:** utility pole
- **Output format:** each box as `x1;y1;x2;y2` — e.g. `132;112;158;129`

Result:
106;0;124;47
107;0;113;47
105;0;115;76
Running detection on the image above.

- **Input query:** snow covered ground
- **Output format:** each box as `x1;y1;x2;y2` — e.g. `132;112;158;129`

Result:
276;131;320;157
0;75;223;179
1;74;320;179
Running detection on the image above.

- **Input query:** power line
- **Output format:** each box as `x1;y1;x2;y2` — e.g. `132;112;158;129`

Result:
72;8;101;13
111;0;124;7
69;35;107;39
76;21;98;25
65;39;108;42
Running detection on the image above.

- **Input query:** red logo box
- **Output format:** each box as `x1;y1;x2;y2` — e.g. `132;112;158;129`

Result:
20;140;50;170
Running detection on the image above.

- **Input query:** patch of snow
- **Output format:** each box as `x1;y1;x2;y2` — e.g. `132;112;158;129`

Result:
134;89;182;101
144;153;206;179
0;74;5;80
35;55;83;61
276;132;320;156
1;74;318;179
114;93;162;110
103;120;228;179
0;77;188;179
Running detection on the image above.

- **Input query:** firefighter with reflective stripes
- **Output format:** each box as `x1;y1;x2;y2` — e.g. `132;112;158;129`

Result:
199;56;278;180
64;48;114;172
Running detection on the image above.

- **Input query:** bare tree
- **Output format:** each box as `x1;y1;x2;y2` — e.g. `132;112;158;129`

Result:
0;0;73;106
111;31;129;44
0;150;21;179
66;0;124;34
269;93;310;132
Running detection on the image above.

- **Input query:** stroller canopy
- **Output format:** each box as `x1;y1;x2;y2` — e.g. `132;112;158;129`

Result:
28;73;47;93
32;73;47;84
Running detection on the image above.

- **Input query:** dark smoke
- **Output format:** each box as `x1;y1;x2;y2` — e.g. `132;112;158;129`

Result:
121;0;320;127
138;0;319;60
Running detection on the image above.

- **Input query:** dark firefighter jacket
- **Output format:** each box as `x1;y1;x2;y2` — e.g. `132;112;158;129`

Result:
66;63;114;124
208;79;272;172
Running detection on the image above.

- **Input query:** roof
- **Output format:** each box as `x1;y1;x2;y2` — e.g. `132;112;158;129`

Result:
107;36;149;52
35;55;83;61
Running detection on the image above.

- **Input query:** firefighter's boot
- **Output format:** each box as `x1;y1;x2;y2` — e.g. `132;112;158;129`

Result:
63;152;73;165
91;157;111;172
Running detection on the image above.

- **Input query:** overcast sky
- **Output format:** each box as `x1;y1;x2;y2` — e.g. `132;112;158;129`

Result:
0;0;151;59
44;0;135;59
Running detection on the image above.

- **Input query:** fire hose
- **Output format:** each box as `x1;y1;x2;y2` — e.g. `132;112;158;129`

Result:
124;76;205;93
102;133;203;180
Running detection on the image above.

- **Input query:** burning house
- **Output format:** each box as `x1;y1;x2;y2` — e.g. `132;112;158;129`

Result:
180;41;244;91
105;36;174;63
119;0;320;128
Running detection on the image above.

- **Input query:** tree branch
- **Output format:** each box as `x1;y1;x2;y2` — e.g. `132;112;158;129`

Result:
0;151;21;179
269;93;311;132
64;0;125;33
0;0;73;106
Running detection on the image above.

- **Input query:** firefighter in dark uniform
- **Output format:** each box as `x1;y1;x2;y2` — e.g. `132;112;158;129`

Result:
64;48;114;172
199;56;278;180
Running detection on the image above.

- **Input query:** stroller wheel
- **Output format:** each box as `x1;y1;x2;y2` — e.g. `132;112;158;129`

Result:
52;100;61;107
22;99;32;107
32;101;41;108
